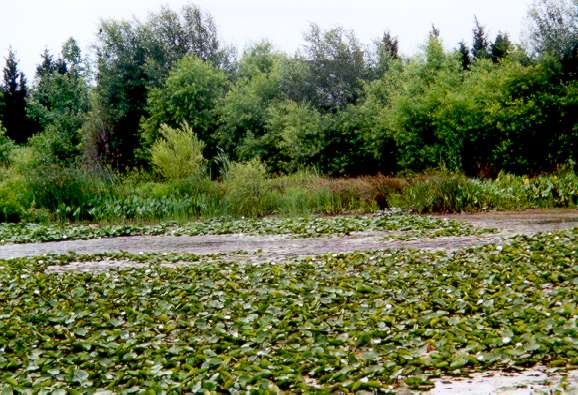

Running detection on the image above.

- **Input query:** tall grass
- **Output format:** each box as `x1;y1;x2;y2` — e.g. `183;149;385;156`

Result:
1;159;576;224
391;170;578;213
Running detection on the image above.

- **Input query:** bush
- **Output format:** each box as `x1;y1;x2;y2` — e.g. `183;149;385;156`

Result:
0;166;34;223
0;122;15;166
141;54;227;156
151;123;207;180
92;176;223;222
25;165;109;221
391;170;578;213
223;159;271;216
392;173;481;213
0;181;26;223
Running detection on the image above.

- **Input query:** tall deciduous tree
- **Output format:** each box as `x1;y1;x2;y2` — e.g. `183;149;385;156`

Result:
218;43;285;160
301;24;371;112
527;0;578;57
527;0;577;77
141;54;227;159
84;2;231;170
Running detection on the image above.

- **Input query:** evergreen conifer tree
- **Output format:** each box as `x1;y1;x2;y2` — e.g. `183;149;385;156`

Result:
471;17;490;60
458;41;472;70
491;32;512;62
1;49;35;143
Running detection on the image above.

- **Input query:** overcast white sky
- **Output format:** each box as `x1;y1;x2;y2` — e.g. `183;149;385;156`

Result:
1;0;533;81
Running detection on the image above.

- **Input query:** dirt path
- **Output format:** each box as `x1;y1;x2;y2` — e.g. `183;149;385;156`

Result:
0;209;576;265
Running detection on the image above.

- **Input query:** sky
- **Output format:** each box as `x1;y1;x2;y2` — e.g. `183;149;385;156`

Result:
1;0;534;81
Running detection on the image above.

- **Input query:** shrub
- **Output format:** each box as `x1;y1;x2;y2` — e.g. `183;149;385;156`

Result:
223;158;271;216
0;180;26;223
151;123;207;180
391;170;578;213
25;165;109;221
92;176;224;222
393;174;474;213
0;122;15;166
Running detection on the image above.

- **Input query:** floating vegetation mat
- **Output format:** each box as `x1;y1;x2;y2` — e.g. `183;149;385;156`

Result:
0;228;575;392
0;210;495;245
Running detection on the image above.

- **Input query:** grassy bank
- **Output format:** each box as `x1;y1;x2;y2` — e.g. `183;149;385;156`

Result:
1;161;577;224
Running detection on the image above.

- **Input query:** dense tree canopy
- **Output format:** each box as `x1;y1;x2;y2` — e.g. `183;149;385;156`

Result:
141;54;228;158
84;3;232;169
300;24;371;112
27;38;90;165
0;0;576;178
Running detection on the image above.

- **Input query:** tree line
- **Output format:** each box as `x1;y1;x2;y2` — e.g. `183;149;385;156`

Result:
1;0;576;178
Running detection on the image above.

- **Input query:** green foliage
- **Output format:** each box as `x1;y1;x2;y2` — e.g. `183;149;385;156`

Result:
0;168;28;223
27;39;90;165
321;104;392;176
0;210;492;245
0;121;14;165
24;165;110;221
0;229;576;390
91;175;222;222
151;123;207;180
392;173;488;213
372;31;400;76
218;46;284;161
393;171;578;213
301;24;371;111
498;169;578;208
141;55;227;156
383;49;577;176
87;3;229;169
386;38;464;172
223;159;271;216
491;32;513;62
471;17;491;60
527;0;578;60
237;41;282;78
2;4;576;223
263;100;324;173
94;195;204;222
1;48;36;144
